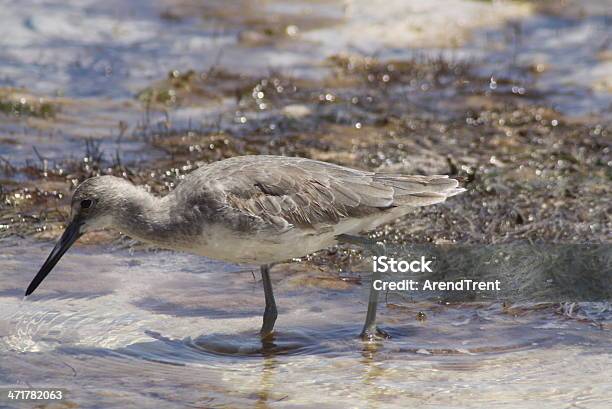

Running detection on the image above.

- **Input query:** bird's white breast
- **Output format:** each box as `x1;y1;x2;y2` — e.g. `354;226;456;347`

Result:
183;207;409;264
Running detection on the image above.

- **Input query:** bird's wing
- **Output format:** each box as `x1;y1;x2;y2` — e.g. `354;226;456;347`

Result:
189;156;462;232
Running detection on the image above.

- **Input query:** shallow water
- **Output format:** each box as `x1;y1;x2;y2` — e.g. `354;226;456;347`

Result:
1;0;611;407
1;239;611;407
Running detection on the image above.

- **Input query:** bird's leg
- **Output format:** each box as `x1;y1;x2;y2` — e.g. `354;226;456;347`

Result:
361;264;390;341
260;264;278;339
336;234;390;341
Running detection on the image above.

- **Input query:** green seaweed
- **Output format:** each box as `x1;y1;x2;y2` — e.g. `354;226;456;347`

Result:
0;96;57;118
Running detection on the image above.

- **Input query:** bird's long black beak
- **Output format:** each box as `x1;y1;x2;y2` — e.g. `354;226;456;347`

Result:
25;219;84;296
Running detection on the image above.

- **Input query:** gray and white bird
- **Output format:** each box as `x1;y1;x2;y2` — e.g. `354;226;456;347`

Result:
26;155;464;340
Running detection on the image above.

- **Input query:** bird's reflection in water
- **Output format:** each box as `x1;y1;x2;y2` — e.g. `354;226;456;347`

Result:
359;341;389;409
254;335;283;409
143;326;396;407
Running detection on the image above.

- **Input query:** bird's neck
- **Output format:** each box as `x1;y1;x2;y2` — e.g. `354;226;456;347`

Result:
113;188;197;250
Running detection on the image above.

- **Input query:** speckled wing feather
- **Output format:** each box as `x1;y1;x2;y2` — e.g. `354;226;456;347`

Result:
182;155;463;232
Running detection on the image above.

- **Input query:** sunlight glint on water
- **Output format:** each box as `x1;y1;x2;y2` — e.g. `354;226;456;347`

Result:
1;239;611;407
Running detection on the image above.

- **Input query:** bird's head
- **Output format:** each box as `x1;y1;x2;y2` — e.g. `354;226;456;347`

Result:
25;175;131;296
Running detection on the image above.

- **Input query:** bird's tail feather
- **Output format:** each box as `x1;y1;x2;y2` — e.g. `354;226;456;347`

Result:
374;174;465;207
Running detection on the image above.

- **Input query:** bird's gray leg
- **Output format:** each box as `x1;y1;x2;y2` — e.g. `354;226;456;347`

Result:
336;234;390;341
260;264;278;339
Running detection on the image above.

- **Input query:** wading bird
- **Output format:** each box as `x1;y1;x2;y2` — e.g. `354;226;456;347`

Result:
26;155;463;340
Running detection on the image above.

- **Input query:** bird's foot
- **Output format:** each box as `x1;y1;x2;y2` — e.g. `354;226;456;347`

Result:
359;327;390;341
260;328;276;341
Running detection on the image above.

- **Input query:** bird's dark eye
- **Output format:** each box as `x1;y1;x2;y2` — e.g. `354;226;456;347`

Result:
80;199;93;209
